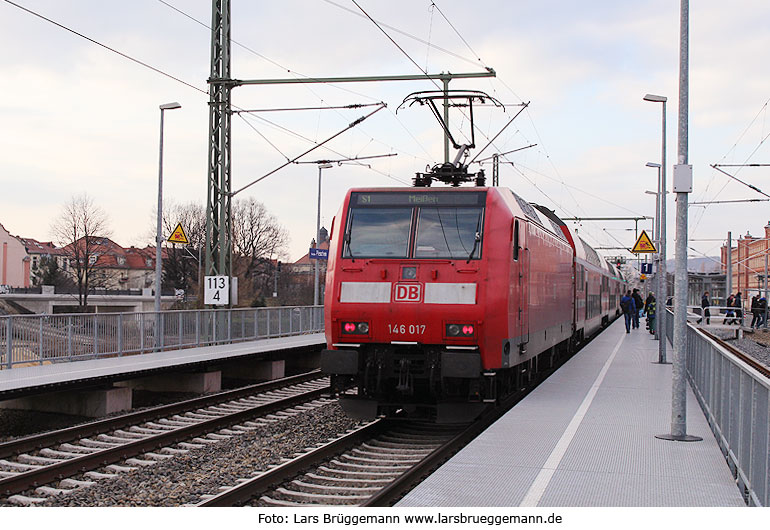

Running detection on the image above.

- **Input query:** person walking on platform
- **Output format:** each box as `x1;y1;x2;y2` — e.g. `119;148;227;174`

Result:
697;291;711;325
645;292;657;335
725;293;735;325
750;294;761;329
735;292;743;326
632;288;644;330
621;290;635;333
759;297;768;328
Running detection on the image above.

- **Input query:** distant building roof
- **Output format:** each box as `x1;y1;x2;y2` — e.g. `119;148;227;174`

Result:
18;238;67;256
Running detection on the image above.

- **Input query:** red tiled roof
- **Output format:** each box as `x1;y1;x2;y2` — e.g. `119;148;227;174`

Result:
294;240;329;265
19;238;68;256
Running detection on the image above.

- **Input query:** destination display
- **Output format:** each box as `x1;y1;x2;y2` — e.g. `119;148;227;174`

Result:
351;191;486;207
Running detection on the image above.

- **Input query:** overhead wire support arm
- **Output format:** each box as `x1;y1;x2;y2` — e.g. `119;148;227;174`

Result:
232;71;495;86
475;144;537;163
232;102;381;114
711;164;770;198
469;102;530;165
295;153;398;166
230;103;388;197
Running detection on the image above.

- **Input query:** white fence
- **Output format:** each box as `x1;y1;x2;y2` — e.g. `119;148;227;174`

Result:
0;306;324;369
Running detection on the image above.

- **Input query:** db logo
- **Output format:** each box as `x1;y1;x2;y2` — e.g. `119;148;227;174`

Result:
394;283;422;302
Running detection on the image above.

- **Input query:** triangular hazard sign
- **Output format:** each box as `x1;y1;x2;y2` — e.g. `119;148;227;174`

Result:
631;230;657;253
167;223;189;245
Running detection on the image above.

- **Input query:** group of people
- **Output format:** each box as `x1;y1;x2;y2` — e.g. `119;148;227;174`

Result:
698;291;767;328
749;294;768;329
620;288;656;334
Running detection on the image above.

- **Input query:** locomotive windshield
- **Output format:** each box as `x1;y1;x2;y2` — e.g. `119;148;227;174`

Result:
342;191;486;260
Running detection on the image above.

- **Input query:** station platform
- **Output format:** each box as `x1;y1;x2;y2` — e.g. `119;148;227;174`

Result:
0;333;325;400
398;319;745;507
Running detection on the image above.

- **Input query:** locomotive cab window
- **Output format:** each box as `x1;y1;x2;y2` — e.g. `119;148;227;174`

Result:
414;207;483;259
342;207;411;258
343;191;486;260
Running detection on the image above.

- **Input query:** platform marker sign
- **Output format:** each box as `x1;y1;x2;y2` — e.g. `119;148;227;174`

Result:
168;223;189;245
204;275;229;305
631;230;657;254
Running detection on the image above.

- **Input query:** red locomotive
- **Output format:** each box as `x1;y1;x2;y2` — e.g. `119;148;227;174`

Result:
320;186;623;422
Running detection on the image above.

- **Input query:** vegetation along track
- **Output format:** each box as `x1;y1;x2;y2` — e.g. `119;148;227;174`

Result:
0;371;330;505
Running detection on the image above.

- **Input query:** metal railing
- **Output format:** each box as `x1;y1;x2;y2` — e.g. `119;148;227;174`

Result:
665;309;770;506
0;306;324;370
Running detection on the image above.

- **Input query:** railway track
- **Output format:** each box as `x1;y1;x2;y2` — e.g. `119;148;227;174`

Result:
700;329;770;378
197;419;463;507
0;371;331;505
198;376;540;508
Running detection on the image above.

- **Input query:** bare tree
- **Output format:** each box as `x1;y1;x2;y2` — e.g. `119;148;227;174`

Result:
232;197;289;304
51;194;111;311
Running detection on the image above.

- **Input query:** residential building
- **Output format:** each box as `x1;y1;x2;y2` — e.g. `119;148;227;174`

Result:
721;221;770;297
0;222;30;288
18;238;70;285
60;237;160;290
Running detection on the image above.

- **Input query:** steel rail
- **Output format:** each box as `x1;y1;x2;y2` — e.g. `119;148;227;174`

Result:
0;370;322;460
0;378;329;497
699;329;770;379
197;420;385;506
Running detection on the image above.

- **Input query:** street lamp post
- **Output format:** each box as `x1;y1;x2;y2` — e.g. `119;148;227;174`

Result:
645;163;661;342
314;163;333;306
155;102;181;348
643;94;667;364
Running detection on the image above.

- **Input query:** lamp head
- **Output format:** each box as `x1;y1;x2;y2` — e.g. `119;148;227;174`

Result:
160;102;182;110
643;94;667;103
646;162;661;168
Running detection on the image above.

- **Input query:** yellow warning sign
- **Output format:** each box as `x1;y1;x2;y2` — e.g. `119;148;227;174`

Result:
168;223;189;245
631;230;657;254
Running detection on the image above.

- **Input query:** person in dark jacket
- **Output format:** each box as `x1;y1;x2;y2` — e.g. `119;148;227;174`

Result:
631;289;644;330
645;292;657;334
725;294;735;325
750;294;761;329
759;297;768;328
621;290;635;333
697;291;710;325
734;292;743;326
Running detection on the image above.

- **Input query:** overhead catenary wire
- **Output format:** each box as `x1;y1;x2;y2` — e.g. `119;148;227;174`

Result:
157;0;436;166
4;0;208;95
232;103;395;196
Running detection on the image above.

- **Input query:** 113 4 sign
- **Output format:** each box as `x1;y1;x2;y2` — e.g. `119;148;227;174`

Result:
204;275;229;305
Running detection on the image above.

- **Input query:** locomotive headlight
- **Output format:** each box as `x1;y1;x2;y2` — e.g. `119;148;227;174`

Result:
342;321;370;335
446;323;475;337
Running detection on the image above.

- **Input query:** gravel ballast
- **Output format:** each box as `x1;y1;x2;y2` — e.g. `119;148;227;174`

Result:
34;402;360;507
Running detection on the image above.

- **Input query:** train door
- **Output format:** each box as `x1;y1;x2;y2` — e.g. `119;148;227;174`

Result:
513;218;529;353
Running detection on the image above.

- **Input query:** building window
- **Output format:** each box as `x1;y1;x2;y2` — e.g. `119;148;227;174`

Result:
89;255;97;265
117;256;126;266
32;257;38;270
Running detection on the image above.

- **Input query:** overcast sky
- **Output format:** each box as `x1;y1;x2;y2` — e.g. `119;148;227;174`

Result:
2;0;769;264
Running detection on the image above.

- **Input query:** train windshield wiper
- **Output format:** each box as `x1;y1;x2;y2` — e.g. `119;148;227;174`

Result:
466;212;482;263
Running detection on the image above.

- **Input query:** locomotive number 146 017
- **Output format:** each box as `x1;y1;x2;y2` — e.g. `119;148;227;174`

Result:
388;324;426;335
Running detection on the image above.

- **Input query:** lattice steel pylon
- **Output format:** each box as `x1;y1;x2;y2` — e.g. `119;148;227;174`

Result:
205;0;232;279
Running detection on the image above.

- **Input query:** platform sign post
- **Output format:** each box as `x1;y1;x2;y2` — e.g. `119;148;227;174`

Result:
204;275;229;305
